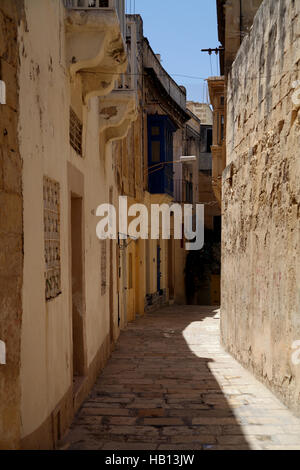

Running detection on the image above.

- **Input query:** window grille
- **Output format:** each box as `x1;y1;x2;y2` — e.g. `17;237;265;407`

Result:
44;177;61;301
70;108;83;156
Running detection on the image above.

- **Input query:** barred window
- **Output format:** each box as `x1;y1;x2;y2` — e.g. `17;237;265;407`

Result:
43;176;61;301
70;108;83;156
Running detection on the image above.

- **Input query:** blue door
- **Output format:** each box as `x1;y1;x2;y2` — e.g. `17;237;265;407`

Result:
147;115;176;196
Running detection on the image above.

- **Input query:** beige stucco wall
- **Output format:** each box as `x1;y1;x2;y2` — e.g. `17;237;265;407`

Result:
1;4;187;448
113;105;147;323
19;0;118;440
20;0;70;439
222;0;300;414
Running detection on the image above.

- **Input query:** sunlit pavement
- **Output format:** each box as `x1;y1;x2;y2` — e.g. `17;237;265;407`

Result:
61;306;300;450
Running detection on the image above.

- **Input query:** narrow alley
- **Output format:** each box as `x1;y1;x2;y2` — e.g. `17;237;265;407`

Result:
61;306;300;451
0;0;299;452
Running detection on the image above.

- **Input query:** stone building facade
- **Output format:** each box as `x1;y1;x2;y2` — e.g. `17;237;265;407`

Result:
217;0;264;76
186;102;213;126
208;0;264;207
0;2;191;449
0;0;138;450
17;0;132;450
221;0;300;414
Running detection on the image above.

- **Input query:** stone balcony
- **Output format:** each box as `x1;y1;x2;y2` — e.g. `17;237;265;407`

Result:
64;0;127;102
143;38;187;113
97;17;139;147
65;1;126;38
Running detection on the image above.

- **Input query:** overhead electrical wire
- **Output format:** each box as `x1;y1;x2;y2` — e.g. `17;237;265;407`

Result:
82;69;299;81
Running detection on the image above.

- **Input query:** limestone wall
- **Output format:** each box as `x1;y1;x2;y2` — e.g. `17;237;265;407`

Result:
0;0;24;450
222;0;300;414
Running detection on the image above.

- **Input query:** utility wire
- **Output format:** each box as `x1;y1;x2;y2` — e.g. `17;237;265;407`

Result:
82;69;299;81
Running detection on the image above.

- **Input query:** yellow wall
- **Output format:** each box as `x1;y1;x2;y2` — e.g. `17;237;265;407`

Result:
19;0;121;440
16;1;187;445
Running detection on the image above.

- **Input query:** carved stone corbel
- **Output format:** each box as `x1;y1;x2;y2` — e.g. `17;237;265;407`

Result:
65;9;127;103
99;90;138;147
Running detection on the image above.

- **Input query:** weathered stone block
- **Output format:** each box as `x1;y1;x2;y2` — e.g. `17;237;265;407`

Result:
2;148;22;194
0;59;17;109
0;275;22;325
0;106;18;153
0;192;22;234
0;233;22;277
0;10;18;67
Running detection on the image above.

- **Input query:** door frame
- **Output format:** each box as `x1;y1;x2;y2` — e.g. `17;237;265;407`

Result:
67;163;87;391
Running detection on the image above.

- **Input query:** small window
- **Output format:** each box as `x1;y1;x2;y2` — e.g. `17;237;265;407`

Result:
70;108;82;156
152;126;160;136
151;141;161;163
220;96;225;106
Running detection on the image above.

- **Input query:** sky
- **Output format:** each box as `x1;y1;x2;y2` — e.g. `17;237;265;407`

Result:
126;0;220;102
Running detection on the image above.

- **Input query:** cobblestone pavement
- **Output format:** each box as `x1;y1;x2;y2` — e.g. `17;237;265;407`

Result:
61;306;300;450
